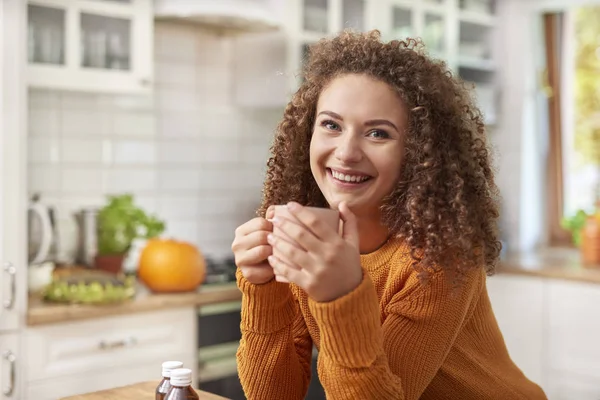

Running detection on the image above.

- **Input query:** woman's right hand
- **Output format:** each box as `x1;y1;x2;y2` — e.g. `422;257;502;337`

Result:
231;207;275;285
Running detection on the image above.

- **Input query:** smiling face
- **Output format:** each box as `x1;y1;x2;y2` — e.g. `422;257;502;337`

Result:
309;73;407;219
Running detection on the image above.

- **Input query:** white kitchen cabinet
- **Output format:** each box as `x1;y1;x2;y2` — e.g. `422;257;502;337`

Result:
234;0;375;108
546;280;600;382
487;273;600;399
545;372;600;400
27;0;154;94
0;334;20;400
486;274;545;388
25;358;199;400
1;0;28;334
234;0;498;119
24;307;197;399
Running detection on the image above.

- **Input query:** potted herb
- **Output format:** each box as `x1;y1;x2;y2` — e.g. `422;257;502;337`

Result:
95;194;165;274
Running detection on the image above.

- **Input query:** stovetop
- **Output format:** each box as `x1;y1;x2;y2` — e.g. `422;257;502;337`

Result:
203;255;237;285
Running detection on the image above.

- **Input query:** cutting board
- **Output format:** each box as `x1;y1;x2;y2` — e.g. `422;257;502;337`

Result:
60;381;229;400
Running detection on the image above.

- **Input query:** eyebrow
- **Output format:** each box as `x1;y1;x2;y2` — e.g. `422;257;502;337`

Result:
317;110;399;132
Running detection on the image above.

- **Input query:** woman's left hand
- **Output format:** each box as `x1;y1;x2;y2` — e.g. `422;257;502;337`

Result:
267;201;363;302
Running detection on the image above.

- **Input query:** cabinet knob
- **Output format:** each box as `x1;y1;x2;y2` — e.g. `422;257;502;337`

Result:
2;350;16;397
3;262;16;310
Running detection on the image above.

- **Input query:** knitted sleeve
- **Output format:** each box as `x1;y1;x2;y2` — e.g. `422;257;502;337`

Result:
308;267;484;400
236;270;313;400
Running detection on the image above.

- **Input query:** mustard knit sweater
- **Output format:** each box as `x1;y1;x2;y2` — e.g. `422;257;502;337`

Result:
236;237;547;400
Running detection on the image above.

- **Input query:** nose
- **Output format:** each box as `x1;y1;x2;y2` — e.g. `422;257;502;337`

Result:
334;132;363;164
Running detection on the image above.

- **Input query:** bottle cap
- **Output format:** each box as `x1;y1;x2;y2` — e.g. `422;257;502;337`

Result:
170;368;193;387
161;361;184;378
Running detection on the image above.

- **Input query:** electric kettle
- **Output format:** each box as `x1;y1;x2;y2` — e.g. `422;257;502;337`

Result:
28;193;58;266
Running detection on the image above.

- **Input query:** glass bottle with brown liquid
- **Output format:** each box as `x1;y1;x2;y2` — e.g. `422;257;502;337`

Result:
165;368;199;400
156;361;184;400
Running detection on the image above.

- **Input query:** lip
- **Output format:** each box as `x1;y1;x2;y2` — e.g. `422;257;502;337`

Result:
326;168;373;190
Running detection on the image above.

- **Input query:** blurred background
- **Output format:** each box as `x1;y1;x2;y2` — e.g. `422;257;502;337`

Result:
1;0;600;399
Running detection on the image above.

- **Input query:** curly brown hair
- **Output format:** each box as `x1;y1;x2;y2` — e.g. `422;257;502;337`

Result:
258;30;502;280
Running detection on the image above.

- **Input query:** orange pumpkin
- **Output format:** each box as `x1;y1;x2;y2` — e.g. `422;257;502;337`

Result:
138;238;206;292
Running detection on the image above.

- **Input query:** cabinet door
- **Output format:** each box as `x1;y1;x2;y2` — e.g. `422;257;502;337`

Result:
1;0;28;333
0;334;20;399
546;281;600;383
27;0;153;93
486;275;545;388
26;353;196;400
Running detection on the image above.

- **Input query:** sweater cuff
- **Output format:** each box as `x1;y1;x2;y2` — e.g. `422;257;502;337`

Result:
236;269;297;334
308;272;383;368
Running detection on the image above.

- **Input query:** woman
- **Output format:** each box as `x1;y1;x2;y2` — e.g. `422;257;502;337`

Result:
231;30;546;400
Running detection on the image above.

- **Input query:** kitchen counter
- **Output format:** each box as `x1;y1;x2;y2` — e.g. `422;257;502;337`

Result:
27;281;241;326
498;247;600;284
61;381;228;400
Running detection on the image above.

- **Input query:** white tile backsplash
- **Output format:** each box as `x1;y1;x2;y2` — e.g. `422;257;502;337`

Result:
113;112;156;137
28;166;61;194
158;169;202;192
61;168;104;194
61;138;105;164
105;168;157;193
28;109;59;137
113;140;157;165
156;88;200;112
62;109;111;137
28;21;283;262
158;140;201;165
28;137;59;164
157;195;201;219
158;111;201;138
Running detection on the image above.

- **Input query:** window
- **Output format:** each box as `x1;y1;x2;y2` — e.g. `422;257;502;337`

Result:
544;8;600;245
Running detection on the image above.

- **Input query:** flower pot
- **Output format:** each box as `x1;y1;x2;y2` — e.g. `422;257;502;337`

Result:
94;254;125;274
581;215;600;267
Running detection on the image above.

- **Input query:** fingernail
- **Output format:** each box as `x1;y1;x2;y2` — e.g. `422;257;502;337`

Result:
267;255;275;264
271;216;281;225
267;233;275;244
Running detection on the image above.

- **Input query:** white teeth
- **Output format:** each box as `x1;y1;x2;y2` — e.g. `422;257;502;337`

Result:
331;170;370;183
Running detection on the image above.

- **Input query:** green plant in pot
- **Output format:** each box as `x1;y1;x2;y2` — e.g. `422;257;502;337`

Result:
95;194;166;274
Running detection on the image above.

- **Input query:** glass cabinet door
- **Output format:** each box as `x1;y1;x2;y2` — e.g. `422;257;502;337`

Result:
28;5;66;65
303;0;329;33
423;13;445;54
392;6;413;40
342;0;365;32
80;13;131;71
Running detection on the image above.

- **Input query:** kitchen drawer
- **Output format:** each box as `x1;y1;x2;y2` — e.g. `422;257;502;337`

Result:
26;352;196;400
25;308;197;382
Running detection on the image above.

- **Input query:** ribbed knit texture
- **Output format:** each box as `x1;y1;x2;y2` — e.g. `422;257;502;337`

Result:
236;237;548;400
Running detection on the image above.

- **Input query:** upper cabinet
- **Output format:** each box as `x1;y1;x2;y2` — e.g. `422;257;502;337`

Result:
234;0;499;126
27;0;153;94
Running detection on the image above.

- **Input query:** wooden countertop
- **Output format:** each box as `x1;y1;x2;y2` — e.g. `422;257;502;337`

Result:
498;247;600;284
27;281;242;326
61;381;228;400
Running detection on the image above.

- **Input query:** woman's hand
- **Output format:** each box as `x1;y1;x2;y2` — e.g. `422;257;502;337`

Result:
231;207;275;285
267;201;363;302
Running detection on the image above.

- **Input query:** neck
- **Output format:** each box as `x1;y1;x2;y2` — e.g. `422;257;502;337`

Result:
357;216;390;254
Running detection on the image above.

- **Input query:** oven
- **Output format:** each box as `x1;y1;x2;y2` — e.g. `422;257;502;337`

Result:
197;286;245;400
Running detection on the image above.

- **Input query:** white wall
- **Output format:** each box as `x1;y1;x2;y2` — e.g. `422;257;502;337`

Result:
27;22;282;263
